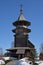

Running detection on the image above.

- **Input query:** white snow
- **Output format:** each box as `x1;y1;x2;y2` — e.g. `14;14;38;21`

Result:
15;57;43;65
39;61;43;65
3;57;17;60
0;60;5;64
3;57;10;60
18;14;26;21
15;58;33;65
35;60;43;65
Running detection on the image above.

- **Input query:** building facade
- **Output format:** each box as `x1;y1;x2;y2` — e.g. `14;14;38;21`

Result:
6;7;35;59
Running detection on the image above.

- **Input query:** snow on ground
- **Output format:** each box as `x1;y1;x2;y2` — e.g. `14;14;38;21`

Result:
0;57;43;65
38;61;43;65
0;59;5;64
15;58;33;65
34;60;43;65
15;58;43;65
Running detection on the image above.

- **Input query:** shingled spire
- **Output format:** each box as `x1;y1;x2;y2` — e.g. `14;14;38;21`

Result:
18;5;26;21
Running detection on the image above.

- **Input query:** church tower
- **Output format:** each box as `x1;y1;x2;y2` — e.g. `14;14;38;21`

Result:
12;6;31;47
6;6;35;59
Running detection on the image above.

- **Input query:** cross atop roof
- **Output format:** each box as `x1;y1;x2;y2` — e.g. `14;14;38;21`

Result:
18;5;26;21
20;5;23;15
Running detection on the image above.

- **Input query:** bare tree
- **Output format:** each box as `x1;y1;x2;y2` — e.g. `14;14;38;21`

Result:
40;43;43;53
11;41;14;48
0;48;3;55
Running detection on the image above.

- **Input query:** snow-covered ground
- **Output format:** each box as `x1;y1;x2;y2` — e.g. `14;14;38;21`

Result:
0;57;43;65
15;58;43;65
15;58;33;65
0;59;5;64
38;61;43;65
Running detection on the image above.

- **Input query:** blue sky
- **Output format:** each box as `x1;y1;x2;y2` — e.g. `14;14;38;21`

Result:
0;0;43;54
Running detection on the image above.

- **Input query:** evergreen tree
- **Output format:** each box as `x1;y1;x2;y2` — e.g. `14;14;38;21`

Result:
30;48;38;65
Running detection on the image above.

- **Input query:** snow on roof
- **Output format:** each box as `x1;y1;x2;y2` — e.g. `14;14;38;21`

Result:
3;57;17;61
3;57;10;60
18;14;26;21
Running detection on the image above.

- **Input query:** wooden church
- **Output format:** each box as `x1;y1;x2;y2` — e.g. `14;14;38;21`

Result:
6;6;35;59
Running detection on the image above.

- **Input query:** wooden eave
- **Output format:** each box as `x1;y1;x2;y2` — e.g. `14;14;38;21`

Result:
12;27;31;33
6;47;34;51
13;20;31;26
27;40;35;48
